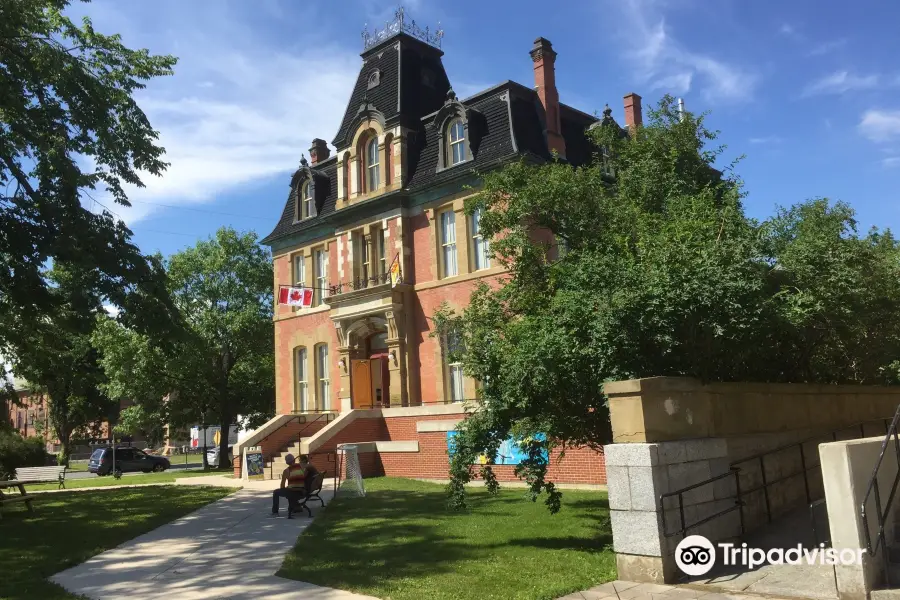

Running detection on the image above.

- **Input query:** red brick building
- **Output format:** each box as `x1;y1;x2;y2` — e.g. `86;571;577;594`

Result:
247;11;639;485
4;379;51;443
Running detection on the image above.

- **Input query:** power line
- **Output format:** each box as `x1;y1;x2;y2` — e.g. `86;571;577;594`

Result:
126;198;273;221
82;191;200;240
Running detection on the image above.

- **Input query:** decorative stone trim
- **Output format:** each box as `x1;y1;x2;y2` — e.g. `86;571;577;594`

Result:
416;419;463;433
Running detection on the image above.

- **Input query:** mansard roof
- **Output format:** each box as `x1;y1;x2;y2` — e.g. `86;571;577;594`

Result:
261;37;603;247
331;33;451;150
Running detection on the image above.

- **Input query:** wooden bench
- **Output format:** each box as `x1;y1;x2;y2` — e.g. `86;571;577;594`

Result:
15;465;68;490
287;471;327;519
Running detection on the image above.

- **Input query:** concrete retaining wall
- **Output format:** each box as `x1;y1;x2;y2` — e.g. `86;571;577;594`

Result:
821;436;900;600
604;376;900;584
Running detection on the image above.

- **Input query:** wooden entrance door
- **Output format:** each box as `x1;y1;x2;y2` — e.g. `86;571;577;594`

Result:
351;359;374;409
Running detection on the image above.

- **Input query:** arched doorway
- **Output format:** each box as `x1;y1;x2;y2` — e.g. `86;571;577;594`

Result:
348;325;391;409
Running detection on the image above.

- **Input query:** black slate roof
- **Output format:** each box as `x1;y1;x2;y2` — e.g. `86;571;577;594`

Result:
262;35;604;247
332;35;450;150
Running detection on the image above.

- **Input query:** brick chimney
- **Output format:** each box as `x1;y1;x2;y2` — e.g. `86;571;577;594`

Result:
309;138;330;164
623;93;643;129
530;37;566;159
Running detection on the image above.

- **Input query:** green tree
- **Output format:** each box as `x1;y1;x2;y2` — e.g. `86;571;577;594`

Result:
4;266;116;463
94;228;276;468
442;96;900;512
0;0;178;345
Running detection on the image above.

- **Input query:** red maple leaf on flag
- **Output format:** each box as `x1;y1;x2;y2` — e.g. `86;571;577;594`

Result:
289;289;301;302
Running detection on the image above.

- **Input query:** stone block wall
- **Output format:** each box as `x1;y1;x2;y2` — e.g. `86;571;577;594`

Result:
603;376;900;584
606;439;739;584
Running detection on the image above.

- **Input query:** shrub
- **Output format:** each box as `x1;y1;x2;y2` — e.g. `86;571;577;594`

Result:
0;430;48;479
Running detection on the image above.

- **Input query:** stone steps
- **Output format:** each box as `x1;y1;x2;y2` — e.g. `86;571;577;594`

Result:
264;438;310;479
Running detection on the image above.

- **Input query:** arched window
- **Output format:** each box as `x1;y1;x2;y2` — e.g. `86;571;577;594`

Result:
383;134;393;186
366;136;380;192
295;347;308;412
448;119;466;165
342;152;351;198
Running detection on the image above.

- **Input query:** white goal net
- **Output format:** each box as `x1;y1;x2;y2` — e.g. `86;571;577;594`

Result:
339;444;366;497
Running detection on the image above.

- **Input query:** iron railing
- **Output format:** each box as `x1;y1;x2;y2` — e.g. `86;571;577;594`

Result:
860;404;900;586
265;411;335;479
659;416;894;540
329;272;393;296
660;468;744;539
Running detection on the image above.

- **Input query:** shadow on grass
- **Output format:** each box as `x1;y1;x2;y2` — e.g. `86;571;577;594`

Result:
278;479;615;599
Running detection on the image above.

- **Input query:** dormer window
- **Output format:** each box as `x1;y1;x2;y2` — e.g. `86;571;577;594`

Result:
449;119;466;165
366;136;380;191
367;70;381;90
300;181;313;219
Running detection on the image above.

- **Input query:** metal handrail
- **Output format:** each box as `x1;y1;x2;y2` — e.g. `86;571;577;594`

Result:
860;403;900;586
296;411;335;447
658;415;894;540
265;411;335;479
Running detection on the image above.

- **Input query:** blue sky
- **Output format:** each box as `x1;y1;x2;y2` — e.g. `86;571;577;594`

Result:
73;0;900;258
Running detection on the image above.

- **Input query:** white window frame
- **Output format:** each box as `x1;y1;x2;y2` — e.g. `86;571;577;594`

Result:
296;347;308;412
377;227;387;277
366;136;380;192
445;330;464;403
316;343;330;411
294;254;306;286
449;119;466;165
440;210;458;278
314;248;327;306
303;182;313;219
449;364;464;403
471;207;489;271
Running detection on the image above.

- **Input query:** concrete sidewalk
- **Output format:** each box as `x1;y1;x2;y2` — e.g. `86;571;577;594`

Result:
51;485;377;600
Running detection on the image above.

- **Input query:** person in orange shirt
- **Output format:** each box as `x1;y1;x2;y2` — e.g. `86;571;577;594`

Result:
270;454;320;517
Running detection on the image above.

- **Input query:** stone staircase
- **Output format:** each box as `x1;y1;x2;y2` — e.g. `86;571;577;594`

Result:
264;438;313;478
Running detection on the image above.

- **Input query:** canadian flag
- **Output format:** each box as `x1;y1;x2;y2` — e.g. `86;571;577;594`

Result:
278;286;313;307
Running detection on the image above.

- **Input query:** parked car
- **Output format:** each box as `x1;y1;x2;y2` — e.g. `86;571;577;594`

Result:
206;446;234;468
87;447;170;475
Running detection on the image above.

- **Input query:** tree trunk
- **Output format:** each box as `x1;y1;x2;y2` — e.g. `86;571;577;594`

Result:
216;405;232;471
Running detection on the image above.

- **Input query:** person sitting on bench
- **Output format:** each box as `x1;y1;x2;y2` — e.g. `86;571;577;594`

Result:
270;454;319;517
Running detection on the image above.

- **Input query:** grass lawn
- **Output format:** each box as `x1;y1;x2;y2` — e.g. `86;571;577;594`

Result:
0;485;234;600
65;462;89;472
278;477;615;600
26;469;226;491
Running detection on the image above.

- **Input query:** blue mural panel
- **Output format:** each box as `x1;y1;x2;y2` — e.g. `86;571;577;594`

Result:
446;431;548;465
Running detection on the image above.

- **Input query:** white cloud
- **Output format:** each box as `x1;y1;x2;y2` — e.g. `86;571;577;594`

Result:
614;0;757;103
802;71;879;97
807;38;847;57
779;23;796;36
79;3;360;225
859;110;900;142
882;157;900;169
749;136;783;145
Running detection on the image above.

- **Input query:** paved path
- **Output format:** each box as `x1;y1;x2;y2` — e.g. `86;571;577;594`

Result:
51;484;377;600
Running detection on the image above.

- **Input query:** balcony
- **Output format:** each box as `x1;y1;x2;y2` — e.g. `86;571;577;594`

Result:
327;271;410;322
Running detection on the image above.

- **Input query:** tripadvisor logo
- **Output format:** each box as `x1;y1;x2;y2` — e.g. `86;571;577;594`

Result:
675;535;865;576
675;536;716;576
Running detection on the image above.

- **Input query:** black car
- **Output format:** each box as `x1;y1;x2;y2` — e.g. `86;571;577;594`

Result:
87;447;170;476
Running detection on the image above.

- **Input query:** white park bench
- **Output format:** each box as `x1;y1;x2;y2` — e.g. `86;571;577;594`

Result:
14;465;68;489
